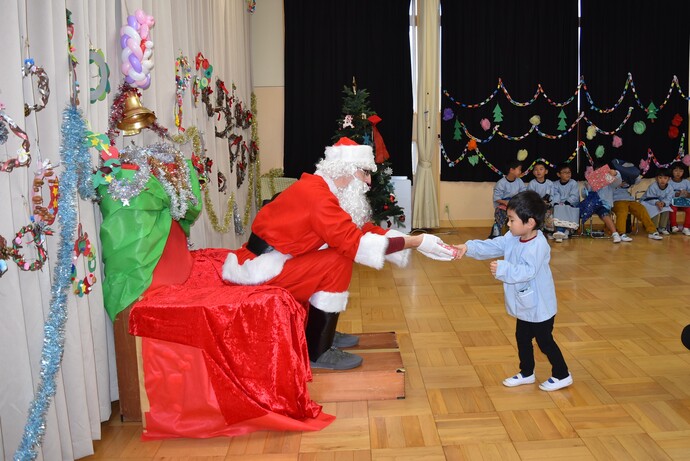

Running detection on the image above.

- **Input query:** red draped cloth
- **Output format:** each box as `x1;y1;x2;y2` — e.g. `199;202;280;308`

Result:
129;239;333;439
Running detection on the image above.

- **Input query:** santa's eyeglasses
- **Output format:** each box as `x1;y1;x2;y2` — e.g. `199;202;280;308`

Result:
357;169;372;177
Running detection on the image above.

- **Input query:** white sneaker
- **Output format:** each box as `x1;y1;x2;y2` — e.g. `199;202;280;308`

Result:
659;229;670;235
648;232;663;240
502;372;535;387
620;234;633;242
553;231;566;241
612;232;622;243
671;226;680;233
539;374;573;392
683;228;690;236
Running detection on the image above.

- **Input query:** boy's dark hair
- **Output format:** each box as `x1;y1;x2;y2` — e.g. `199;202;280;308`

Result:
534;160;548;169
556;162;572;174
656;167;671;178
671;162;688;178
506;159;523;171
507;190;546;228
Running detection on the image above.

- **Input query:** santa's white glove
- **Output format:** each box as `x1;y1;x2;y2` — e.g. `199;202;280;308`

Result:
416;234;456;261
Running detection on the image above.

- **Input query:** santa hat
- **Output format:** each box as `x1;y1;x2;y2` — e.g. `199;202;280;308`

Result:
323;137;377;172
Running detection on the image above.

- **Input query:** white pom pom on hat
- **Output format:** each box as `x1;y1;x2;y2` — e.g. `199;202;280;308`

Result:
324;137;377;172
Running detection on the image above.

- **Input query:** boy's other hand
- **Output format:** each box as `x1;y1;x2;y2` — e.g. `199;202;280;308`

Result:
490;260;498;275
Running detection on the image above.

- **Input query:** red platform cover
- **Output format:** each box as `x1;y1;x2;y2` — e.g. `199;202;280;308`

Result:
129;248;333;439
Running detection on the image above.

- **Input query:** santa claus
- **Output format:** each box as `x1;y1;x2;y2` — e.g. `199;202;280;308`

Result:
222;137;456;369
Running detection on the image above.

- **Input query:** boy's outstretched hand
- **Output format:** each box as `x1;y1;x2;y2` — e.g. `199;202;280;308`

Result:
453;244;467;260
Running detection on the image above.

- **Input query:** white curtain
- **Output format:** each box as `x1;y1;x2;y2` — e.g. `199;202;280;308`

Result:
0;1;254;459
412;0;441;229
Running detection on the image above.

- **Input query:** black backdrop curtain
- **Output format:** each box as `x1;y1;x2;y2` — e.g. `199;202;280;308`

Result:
440;0;579;182
581;0;690;176
284;0;413;179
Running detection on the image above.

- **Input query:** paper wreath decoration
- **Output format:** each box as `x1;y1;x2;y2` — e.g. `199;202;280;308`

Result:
517;149;528;161
586;125;597;140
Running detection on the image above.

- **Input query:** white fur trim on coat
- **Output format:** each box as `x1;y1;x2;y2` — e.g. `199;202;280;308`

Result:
309;290;349;313
355;232;387;269
222;251;292;285
384;229;411;268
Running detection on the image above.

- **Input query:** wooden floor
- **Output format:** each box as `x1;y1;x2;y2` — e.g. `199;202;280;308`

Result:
83;228;690;460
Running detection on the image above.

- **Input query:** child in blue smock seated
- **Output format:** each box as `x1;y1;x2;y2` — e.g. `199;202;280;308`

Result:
669;162;690;235
579;161;624;243
490;159;526;238
527;160;555;236
640;168;674;235
454;190;572;391
551;163;580;242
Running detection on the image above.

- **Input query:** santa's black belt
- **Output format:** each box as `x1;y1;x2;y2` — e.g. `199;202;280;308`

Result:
247;232;274;255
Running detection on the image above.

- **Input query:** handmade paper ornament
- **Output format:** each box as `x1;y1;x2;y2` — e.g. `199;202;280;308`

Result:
529;115;541;126
639;158;650;174
442;108;454;121
671;113;683;127
668;126;679;139
612;135;622;148
594;145;605;158
467;139;477;151
683;155;690;167
480;118;491;131
517;149;528;161
633;121;646;135
586;125;597;140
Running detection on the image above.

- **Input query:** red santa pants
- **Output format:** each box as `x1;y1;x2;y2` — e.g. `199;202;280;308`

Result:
265;248;353;312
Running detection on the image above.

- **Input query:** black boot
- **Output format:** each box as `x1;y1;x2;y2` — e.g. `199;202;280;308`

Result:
305;305;362;370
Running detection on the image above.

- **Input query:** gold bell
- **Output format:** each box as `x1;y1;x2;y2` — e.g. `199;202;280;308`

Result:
117;90;157;136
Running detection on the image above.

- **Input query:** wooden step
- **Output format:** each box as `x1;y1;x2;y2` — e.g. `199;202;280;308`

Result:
308;332;405;403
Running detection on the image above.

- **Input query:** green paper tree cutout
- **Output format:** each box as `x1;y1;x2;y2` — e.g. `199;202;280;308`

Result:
453;120;463;141
468;155;479;166
557;109;567;131
646;102;658;122
493;103;503;123
332;81;405;228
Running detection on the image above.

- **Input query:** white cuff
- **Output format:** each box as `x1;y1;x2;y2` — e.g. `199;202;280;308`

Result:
354;232;387;269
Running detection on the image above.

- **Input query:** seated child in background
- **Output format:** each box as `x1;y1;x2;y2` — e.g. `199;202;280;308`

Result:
527;161;555;237
640;168;674;235
669;162;690;235
551;163;580;242
580;161;626;243
491;159;526;238
611;166;663;241
454;190;572;391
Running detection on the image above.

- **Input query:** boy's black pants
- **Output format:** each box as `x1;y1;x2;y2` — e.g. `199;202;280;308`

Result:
515;316;569;379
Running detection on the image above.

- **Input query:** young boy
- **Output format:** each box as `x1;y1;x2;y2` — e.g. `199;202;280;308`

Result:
551;163;580;241
669;162;690;235
580;162;630;243
640;168;675;234
527;161;554;235
491;159;526;238
454;190;572;391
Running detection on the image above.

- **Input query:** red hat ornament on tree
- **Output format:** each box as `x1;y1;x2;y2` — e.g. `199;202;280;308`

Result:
367;114;390;163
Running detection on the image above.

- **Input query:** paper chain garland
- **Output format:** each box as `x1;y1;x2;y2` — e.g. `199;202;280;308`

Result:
443;73;690;115
456;107;635;143
174;54;192;131
0;105;32;172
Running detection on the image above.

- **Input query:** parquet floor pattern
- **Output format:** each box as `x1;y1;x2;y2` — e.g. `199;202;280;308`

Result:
84;228;690;460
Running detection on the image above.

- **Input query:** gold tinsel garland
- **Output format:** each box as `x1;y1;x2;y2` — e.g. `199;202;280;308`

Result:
203;189;236;233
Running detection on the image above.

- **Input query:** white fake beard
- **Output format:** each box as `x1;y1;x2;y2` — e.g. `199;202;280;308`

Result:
335;178;372;228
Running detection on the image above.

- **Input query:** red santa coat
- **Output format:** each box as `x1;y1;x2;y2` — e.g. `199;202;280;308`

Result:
223;173;409;312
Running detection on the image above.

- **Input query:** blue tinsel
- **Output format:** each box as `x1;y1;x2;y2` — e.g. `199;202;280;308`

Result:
14;106;94;461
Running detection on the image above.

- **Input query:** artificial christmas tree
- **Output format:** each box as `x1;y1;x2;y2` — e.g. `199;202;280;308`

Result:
332;79;405;228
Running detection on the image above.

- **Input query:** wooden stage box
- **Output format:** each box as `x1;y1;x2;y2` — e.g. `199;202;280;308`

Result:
308;332;406;403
